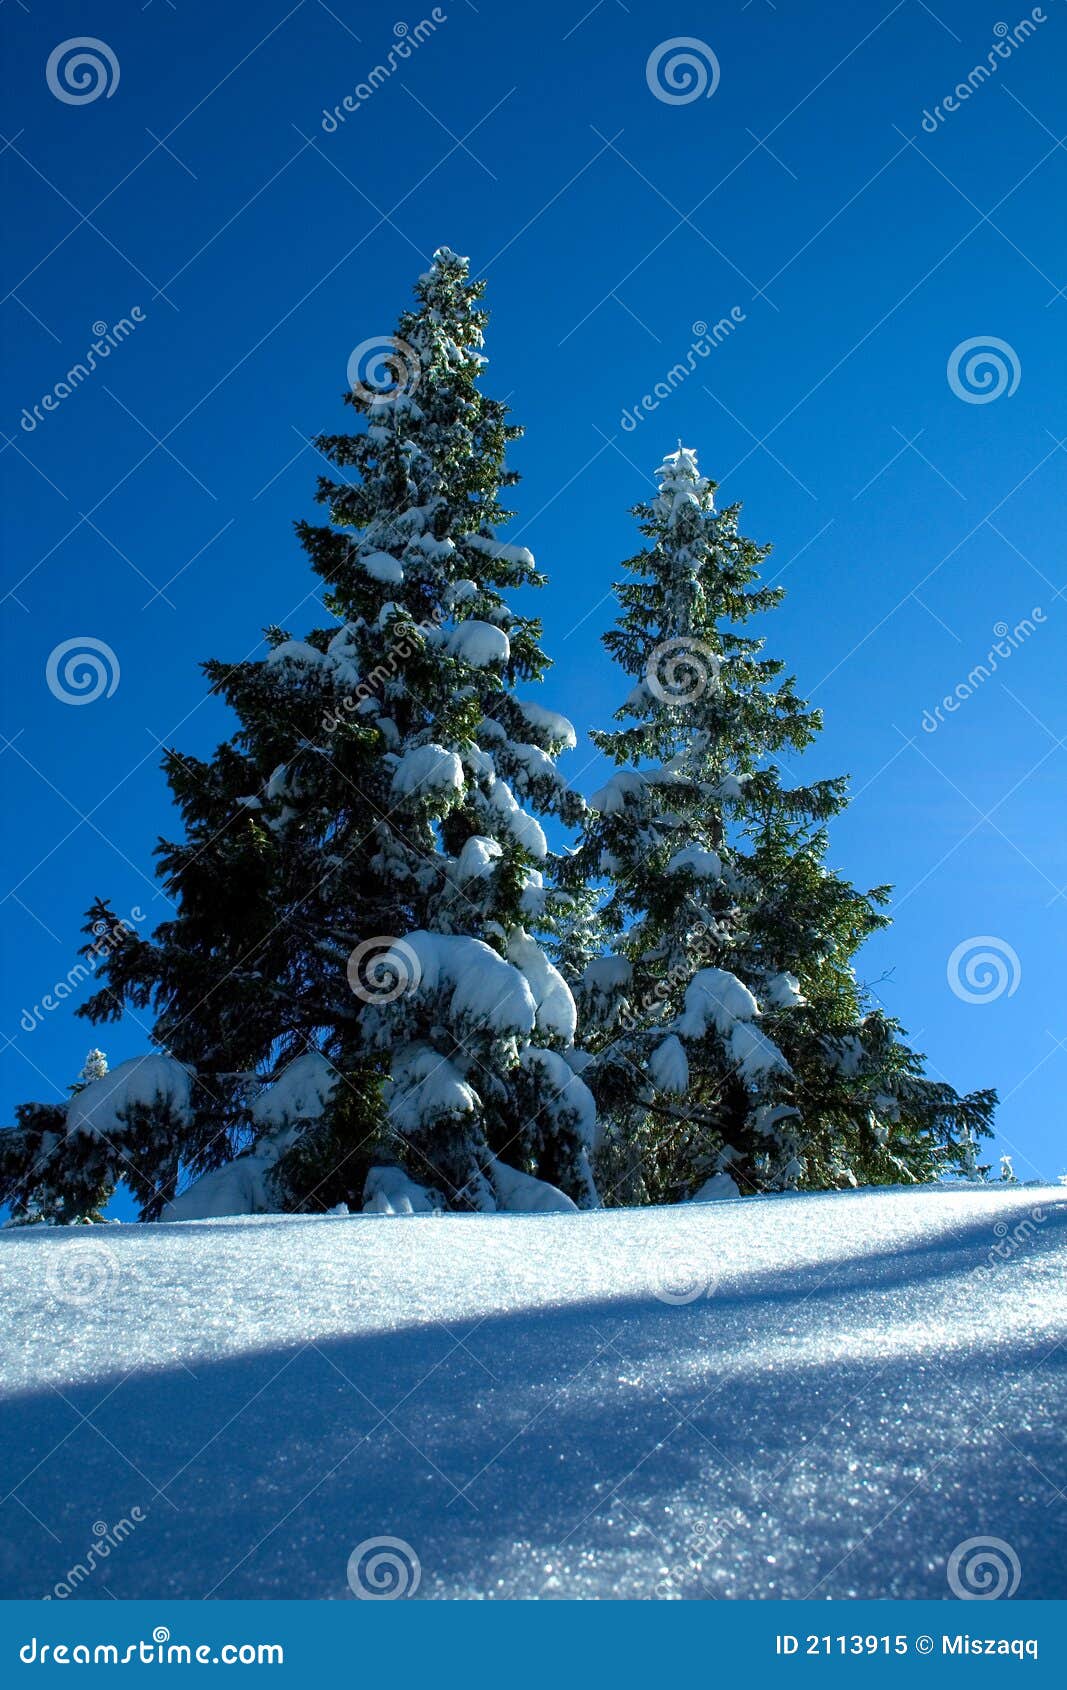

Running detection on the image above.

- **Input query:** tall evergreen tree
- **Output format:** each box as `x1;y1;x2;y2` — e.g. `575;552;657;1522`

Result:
1;249;597;1222
571;446;995;1202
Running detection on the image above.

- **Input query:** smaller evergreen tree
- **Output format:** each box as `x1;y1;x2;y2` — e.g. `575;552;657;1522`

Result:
570;446;995;1201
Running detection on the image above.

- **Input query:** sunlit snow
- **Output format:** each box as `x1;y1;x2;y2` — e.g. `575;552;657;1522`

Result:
1;1186;1063;1600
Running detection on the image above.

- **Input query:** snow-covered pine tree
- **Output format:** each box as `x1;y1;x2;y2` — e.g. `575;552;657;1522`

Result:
571;446;995;1202
0;249;598;1222
290;246;598;1210
0;1049;116;1226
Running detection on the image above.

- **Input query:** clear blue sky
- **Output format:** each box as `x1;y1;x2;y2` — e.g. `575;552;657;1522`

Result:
2;0;1065;1190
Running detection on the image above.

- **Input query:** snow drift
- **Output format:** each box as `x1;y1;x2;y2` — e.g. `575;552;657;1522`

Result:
1;1185;1064;1600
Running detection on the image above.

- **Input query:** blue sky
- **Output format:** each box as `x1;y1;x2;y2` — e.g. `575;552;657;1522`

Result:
2;0;1065;1190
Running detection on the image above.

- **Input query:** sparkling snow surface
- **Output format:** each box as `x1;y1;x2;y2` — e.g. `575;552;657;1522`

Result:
2;1186;1064;1600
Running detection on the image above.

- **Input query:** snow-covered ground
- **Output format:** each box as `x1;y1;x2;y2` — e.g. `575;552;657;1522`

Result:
1;1185;1064;1600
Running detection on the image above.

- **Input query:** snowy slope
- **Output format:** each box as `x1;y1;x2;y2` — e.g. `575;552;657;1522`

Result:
1;1186;1064;1601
